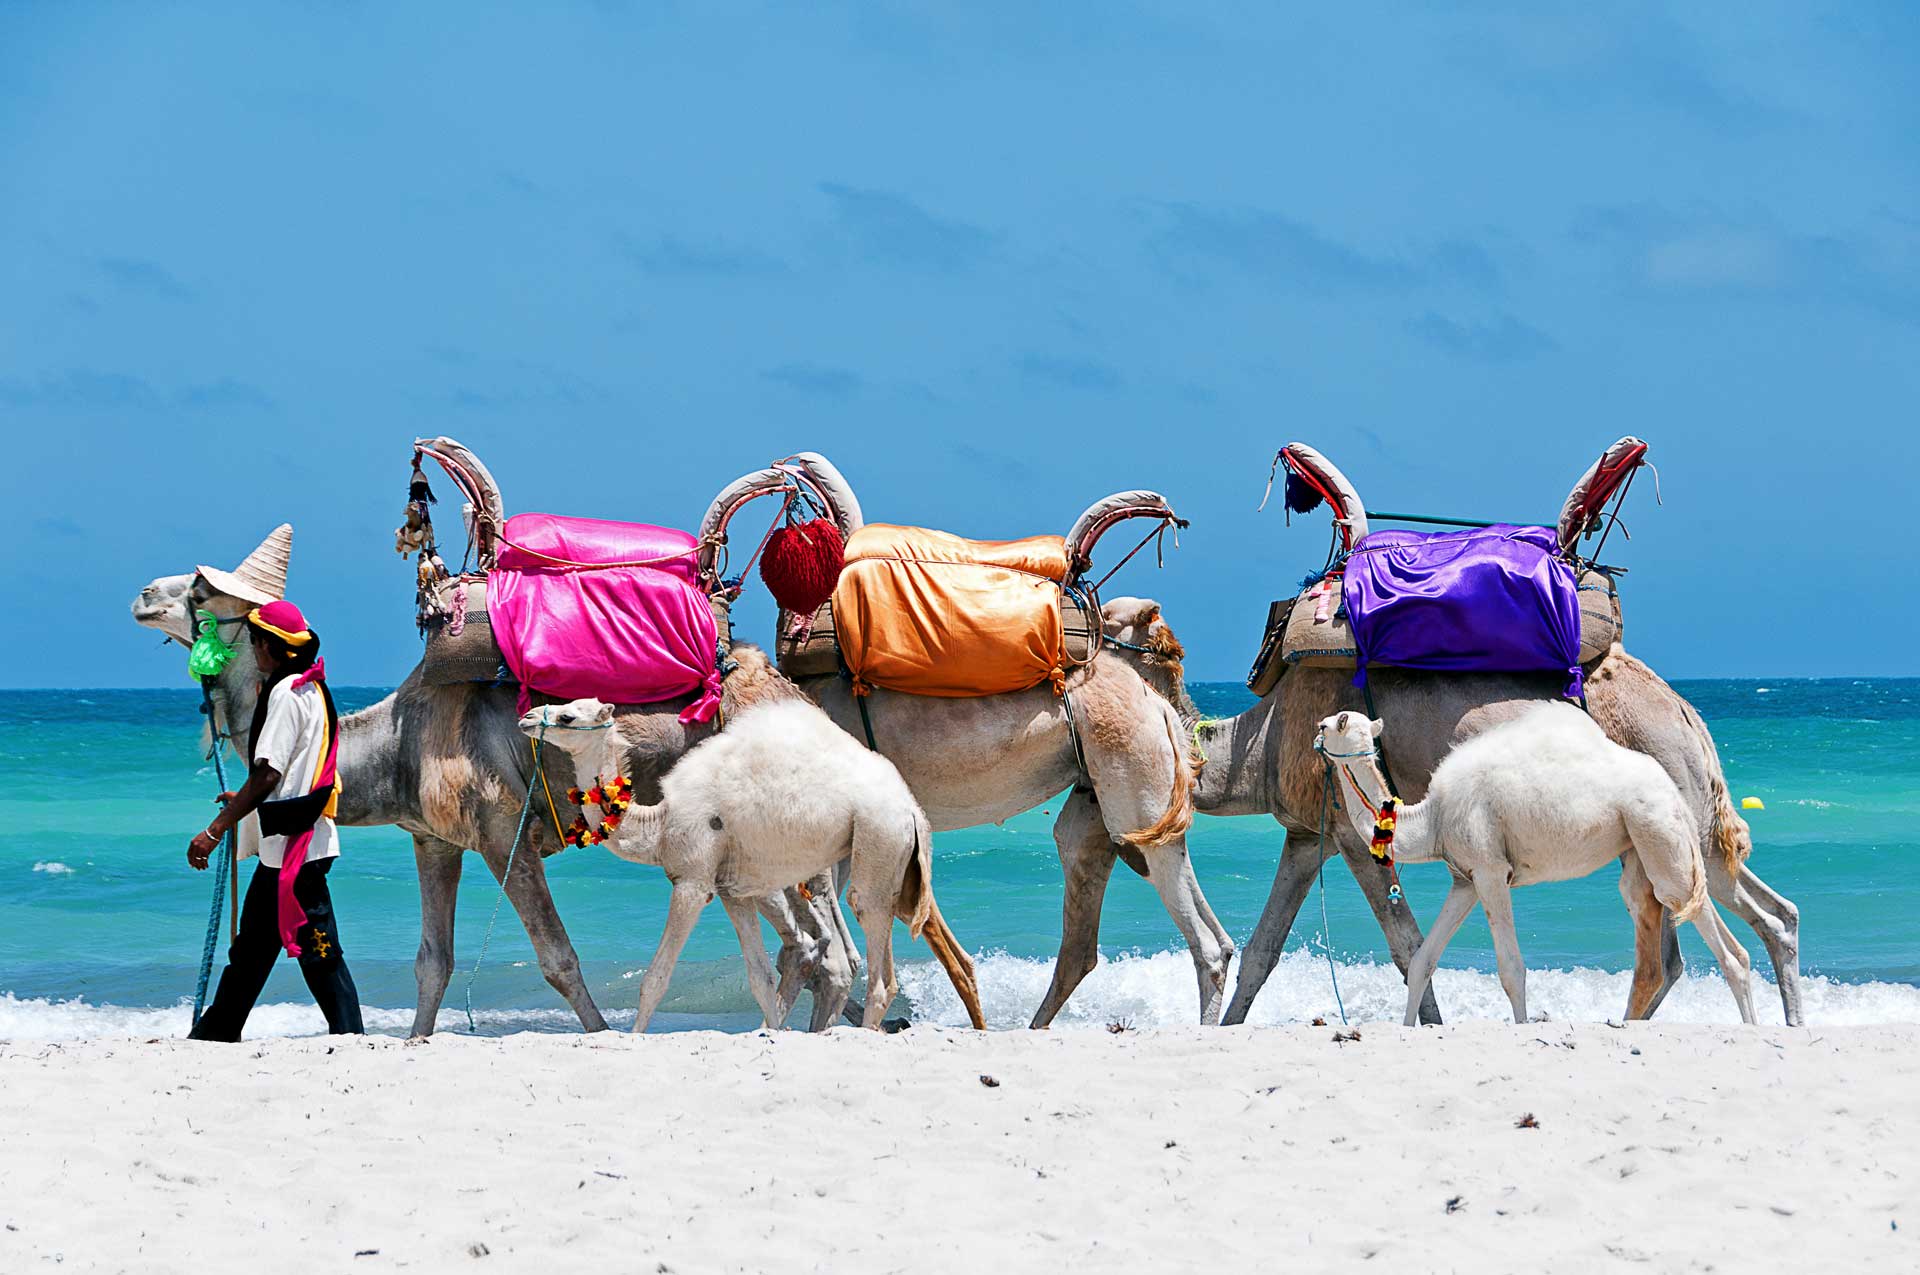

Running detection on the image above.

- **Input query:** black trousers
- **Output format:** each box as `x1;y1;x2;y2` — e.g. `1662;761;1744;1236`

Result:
190;857;364;1042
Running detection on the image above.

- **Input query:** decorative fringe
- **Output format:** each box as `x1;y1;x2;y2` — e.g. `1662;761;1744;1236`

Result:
1285;469;1325;516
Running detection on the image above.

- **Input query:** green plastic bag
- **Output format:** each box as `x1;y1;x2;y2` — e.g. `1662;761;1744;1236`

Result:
188;609;240;681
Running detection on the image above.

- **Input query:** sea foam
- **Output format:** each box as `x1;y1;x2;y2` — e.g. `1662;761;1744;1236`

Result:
4;952;1916;1040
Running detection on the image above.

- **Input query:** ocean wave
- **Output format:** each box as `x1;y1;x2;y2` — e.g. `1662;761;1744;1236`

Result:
31;861;74;875
898;947;1920;1030
6;950;1916;1040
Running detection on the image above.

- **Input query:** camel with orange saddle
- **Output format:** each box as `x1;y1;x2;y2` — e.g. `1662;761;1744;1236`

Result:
699;458;1232;1026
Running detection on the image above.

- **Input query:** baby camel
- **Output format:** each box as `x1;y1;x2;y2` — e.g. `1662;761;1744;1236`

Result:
1316;705;1755;1026
520;697;986;1032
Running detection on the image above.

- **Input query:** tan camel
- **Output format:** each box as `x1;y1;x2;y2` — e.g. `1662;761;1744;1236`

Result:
522;696;986;1032
698;457;1232;1026
1101;598;1805;1027
1317;707;1755;1025
133;524;851;1037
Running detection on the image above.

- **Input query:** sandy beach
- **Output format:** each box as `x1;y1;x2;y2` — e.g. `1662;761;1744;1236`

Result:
3;1022;1914;1273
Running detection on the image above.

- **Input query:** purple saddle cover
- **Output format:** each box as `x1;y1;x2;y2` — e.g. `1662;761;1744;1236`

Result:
1340;524;1584;697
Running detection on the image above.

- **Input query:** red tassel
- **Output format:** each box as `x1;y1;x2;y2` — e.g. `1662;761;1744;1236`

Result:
760;516;845;618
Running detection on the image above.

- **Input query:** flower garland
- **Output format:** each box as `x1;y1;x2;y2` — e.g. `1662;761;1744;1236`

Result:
564;774;634;848
1368;795;1399;863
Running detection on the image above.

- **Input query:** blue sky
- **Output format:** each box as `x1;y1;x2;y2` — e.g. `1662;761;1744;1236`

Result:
2;3;1915;688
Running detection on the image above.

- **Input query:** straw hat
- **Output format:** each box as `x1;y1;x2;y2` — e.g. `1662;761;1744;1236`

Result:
197;524;292;606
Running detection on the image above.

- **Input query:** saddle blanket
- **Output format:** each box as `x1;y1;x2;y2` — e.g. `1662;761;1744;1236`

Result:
1343;523;1585;697
831;524;1077;698
487;513;722;722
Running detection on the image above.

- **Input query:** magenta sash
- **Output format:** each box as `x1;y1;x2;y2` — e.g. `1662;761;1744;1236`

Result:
275;661;338;957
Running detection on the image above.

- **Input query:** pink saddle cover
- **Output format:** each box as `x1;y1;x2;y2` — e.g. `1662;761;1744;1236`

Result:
488;513;722;723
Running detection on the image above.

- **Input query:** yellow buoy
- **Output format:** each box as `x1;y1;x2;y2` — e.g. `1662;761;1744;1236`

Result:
1741;797;1765;811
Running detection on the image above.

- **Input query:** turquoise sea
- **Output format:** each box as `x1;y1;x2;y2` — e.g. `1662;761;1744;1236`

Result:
2;679;1915;1037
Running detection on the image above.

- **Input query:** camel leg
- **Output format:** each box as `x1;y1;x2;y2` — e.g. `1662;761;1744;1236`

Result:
760;877;849;1029
1473;871;1528;1023
800;888;859;1031
1225;827;1442;1026
483;832;607;1033
1686;899;1756;1024
1223;827;1323;1025
856;903;898;1031
1403;875;1477;1027
920;899;987;1030
409;835;463;1038
722;894;788;1030
760;890;813;1025
1142;839;1234;1026
1712;860;1803;1026
1619;856;1668;1021
634;881;709;1034
1341;838;1441;1025
1030;790;1119;1029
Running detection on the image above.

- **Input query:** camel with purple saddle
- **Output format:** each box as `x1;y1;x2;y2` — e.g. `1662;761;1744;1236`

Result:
1108;438;1804;1026
701;457;1232;1027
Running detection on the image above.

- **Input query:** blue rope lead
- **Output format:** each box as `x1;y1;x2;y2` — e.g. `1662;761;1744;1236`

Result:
462;721;547;1033
1316;766;1348;1026
191;688;236;1029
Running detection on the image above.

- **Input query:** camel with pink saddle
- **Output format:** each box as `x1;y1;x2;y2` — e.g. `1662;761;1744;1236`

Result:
132;440;853;1036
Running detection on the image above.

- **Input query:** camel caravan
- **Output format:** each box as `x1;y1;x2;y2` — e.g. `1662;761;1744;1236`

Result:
130;433;1806;1034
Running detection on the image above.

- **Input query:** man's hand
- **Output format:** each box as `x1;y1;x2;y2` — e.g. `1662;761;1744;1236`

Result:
188;829;220;871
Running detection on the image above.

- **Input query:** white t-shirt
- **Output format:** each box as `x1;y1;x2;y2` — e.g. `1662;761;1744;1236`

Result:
247;677;339;870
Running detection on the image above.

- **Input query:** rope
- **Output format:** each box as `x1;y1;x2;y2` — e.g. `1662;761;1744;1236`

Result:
190;684;237;1029
1090;517;1176;592
461;720;548;1033
491;531;713;572
1316;764;1348;1026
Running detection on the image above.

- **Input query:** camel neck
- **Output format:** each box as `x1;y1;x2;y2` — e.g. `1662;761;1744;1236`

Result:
1332;754;1394;839
1191;697;1280;817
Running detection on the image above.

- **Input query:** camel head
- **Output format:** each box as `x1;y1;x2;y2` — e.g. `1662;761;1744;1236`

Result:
131;572;199;644
1314;711;1385;761
517;698;617;766
1100;596;1186;668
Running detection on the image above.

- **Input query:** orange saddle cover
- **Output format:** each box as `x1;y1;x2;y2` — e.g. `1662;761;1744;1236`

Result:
833;524;1072;698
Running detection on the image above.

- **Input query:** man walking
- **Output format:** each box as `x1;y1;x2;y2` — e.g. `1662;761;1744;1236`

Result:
186;599;363;1041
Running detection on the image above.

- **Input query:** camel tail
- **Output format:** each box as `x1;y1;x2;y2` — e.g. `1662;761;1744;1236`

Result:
898;811;986;1029
1666;841;1711;926
1126;702;1195;847
897;809;936;940
1707;766;1753;878
1673;693;1752;878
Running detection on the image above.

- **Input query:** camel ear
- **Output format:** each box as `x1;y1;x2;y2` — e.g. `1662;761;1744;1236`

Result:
1139;603;1161;626
1369;717;1384;738
1335;712;1350;733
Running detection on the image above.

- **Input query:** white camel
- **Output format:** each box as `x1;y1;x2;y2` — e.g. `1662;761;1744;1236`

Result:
1315;706;1756;1026
521;696;987;1033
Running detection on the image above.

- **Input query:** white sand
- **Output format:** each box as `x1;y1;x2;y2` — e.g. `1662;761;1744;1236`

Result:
3;1023;1915;1272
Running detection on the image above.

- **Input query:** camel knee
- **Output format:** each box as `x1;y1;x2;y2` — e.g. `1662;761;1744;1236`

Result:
1188;928;1232;989
415;938;453;989
535;948;584;995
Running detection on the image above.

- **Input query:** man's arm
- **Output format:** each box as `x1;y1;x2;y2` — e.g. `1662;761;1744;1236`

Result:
187;759;283;870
